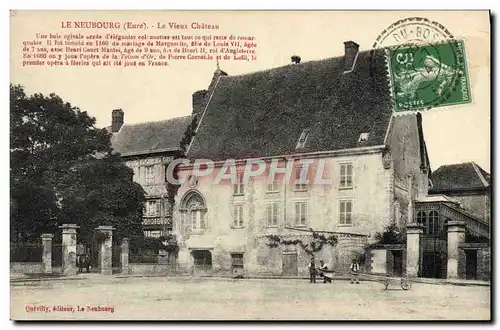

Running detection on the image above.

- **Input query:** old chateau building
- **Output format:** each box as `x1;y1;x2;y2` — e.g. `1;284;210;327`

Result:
109;41;490;280
109;109;193;238
172;42;433;277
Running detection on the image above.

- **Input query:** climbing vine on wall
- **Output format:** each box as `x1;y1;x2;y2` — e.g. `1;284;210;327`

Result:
266;230;338;256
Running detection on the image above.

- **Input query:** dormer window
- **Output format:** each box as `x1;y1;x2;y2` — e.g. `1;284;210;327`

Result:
358;132;369;142
296;128;310;149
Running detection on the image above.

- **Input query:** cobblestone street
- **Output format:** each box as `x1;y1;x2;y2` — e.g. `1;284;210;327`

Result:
10;276;490;320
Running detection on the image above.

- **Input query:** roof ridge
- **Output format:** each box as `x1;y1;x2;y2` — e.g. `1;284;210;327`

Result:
225;49;381;79
121;115;192;128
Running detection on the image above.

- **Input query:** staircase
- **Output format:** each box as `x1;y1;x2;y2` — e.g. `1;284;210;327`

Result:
441;203;490;239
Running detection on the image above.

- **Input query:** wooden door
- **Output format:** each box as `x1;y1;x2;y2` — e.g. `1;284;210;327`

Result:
465;250;478;280
392;250;403;277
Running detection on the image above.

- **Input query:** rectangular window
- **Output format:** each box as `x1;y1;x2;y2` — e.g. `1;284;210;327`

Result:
145;200;160;217
266;203;279;227
233;172;245;195
340;163;353;189
294;167;308;191
294;202;307;226
233;205;244;227
339;200;353;225
145;165;155;184
267;178;280;193
231;253;244;268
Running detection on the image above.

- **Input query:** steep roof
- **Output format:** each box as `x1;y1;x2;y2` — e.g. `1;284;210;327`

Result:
111;115;193;157
429;162;490;192
187;49;393;161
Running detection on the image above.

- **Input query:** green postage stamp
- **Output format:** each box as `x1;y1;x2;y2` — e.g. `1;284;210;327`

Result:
387;39;472;112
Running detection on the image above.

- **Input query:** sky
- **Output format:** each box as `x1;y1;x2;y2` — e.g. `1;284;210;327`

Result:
10;10;491;172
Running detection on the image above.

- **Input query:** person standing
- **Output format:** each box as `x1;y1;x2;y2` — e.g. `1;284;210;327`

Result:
350;258;360;284
319;260;331;283
308;257;316;283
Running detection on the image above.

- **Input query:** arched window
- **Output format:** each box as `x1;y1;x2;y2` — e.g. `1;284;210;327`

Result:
416;211;427;235
180;191;207;231
428;211;439;236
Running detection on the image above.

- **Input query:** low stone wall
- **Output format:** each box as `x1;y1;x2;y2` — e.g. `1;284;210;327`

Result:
10;262;44;274
477;246;490;281
129;263;174;276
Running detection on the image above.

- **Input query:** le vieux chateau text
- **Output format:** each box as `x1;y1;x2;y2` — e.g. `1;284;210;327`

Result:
60;21;220;30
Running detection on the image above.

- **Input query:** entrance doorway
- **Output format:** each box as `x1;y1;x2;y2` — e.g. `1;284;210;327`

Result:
231;253;244;277
422;252;443;278
465;249;478;280
282;252;298;276
191;250;212;274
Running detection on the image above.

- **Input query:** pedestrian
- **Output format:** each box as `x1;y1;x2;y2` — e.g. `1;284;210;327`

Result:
319;260;331;283
350;258;360;284
308;257;316;283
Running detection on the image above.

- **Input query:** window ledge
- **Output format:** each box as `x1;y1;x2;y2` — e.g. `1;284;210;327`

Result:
266;225;278;228
294;225;308;228
339;187;353;191
338;224;353;227
231;226;245;229
293;188;309;192
190;230;208;235
266;191;280;194
232;193;245;197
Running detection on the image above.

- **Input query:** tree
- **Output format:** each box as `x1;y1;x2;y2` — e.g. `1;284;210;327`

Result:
10;84;145;242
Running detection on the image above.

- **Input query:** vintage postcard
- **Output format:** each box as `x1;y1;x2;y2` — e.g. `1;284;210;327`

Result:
10;10;491;320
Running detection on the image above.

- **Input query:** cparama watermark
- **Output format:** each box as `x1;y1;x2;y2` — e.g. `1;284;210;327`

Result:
166;158;339;186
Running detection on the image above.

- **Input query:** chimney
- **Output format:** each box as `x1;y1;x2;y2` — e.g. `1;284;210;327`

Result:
343;41;360;73
111;109;124;133
192;90;208;116
291;55;301;64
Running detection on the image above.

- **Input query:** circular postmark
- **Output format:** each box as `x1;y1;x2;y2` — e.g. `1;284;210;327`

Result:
373;17;471;113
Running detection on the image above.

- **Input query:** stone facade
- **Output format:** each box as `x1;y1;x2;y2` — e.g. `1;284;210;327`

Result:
477;246;490;281
173;137;425;277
